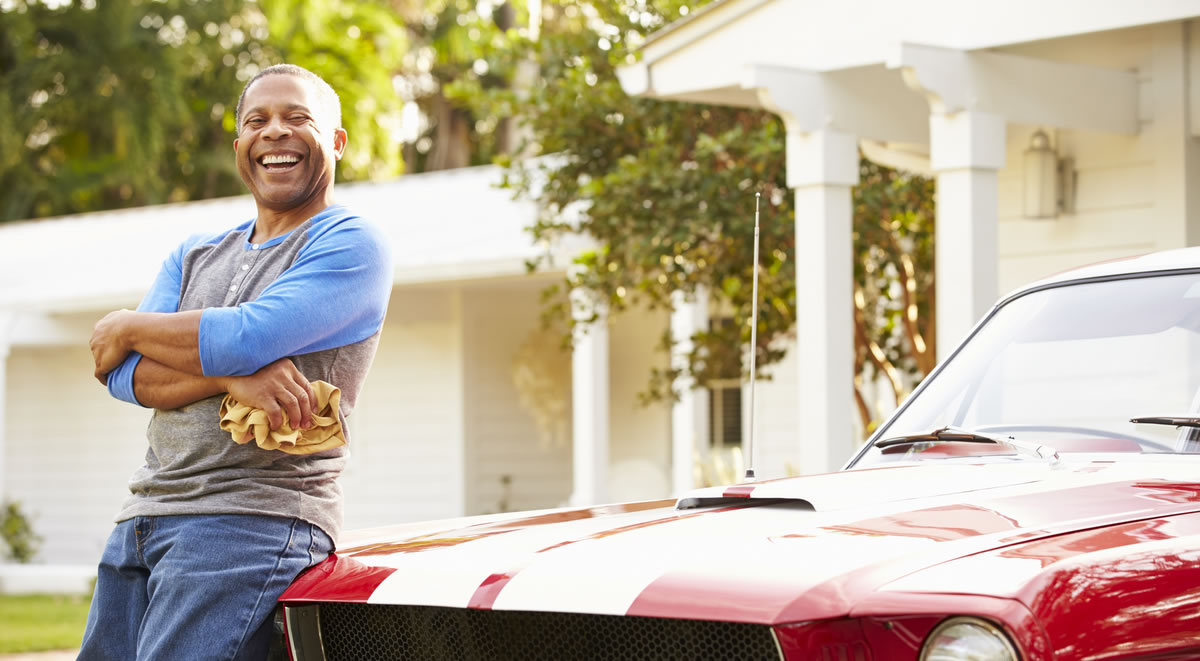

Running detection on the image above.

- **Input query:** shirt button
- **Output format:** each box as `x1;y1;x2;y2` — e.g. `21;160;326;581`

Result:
252;244;260;250
242;264;249;270
228;285;237;292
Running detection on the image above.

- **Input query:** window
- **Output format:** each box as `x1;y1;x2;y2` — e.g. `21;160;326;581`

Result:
708;378;743;448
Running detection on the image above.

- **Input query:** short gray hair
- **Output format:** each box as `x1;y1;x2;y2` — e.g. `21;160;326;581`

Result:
234;64;342;135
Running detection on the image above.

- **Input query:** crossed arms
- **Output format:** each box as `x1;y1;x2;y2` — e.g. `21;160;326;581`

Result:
90;309;316;430
92;217;392;430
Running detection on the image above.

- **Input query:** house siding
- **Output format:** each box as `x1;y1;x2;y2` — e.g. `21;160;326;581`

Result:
5;346;148;565
462;281;573;516
339;288;467;532
996;25;1195;293
607;304;672;501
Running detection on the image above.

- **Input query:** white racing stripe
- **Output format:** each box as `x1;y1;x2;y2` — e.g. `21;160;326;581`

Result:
366;505;681;606
491;505;938;615
368;551;501;607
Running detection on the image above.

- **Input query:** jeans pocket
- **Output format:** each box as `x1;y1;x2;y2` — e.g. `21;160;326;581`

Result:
307;524;333;566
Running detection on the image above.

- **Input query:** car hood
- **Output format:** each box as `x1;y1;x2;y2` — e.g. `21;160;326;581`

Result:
282;456;1200;625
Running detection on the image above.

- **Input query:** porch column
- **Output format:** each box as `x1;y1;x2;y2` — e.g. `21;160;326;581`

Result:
788;129;859;474
929;111;1005;359
890;43;1136;359
740;65;924;474
0;313;11;503
569;287;609;506
669;288;709;494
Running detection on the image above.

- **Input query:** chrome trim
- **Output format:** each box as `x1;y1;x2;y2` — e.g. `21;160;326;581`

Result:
284;604;326;661
768;626;784;660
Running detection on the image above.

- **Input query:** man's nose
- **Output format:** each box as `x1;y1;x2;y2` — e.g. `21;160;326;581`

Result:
262;116;291;139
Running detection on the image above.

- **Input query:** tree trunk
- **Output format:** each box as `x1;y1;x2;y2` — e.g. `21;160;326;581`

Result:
426;93;471;171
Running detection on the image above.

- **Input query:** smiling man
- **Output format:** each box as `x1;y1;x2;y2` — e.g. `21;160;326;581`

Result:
79;65;392;660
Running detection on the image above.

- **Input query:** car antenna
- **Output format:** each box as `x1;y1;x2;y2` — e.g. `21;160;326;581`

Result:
745;192;761;481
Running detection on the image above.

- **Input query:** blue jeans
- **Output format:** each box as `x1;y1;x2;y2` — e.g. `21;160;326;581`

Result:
78;514;333;661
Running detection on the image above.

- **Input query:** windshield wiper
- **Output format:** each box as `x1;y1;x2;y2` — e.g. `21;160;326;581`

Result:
1130;416;1200;428
874;426;1060;462
875;426;1002;448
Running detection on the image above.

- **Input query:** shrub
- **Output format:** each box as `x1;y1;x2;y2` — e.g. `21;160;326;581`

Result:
1;501;41;563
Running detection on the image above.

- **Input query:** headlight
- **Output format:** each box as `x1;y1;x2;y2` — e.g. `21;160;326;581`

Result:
920;616;1019;661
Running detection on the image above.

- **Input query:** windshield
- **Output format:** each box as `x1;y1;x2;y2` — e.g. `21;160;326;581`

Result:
851;271;1200;466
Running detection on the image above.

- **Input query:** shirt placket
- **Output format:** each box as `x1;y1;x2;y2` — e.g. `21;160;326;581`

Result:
223;243;263;305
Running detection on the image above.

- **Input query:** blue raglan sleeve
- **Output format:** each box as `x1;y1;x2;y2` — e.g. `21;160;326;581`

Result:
197;220;392;377
105;238;193;406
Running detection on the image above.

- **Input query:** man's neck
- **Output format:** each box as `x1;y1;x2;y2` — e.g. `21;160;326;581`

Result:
250;192;336;244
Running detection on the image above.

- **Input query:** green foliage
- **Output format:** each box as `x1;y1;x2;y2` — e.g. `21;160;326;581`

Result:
456;0;935;414
854;159;937;380
0;0;406;222
391;0;530;170
851;159;936;433
1;500;41;563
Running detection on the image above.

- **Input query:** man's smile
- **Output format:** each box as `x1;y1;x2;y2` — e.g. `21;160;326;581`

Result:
257;151;304;171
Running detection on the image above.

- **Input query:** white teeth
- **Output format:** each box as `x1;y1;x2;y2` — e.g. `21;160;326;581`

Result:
261;154;300;165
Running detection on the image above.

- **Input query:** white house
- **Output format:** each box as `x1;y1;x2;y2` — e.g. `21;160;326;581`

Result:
5;1;1200;579
621;0;1200;481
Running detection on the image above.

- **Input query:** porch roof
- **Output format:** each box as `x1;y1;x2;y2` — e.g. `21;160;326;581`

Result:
619;0;1200;109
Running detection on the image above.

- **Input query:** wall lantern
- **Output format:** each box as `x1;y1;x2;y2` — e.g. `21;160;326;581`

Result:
1023;129;1075;219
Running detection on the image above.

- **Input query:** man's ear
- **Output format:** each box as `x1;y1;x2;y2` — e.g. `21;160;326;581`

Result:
233;138;239;153
332;128;347;161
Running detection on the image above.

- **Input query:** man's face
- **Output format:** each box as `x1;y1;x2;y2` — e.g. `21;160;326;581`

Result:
233;75;346;211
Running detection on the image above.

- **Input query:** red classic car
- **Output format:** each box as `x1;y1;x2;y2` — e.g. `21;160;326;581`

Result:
277;249;1200;660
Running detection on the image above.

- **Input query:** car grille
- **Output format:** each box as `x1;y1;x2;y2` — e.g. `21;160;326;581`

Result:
315;603;782;660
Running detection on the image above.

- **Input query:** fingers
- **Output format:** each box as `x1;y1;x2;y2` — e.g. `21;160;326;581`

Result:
282;360;315;428
277;364;313;430
293;383;313;430
88;311;131;381
263;399;284;431
92;340;112;385
236;358;319;430
277;390;303;432
89;338;108;382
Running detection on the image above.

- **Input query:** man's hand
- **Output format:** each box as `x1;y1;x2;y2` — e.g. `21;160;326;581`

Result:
91;309;134;385
223;358;316;431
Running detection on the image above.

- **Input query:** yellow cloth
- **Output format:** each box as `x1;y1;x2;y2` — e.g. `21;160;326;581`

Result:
219;380;345;455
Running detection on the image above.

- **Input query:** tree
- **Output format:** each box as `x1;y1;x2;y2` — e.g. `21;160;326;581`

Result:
387;0;529;172
0;0;406;223
453;0;936;435
852;160;936;434
452;0;791;390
